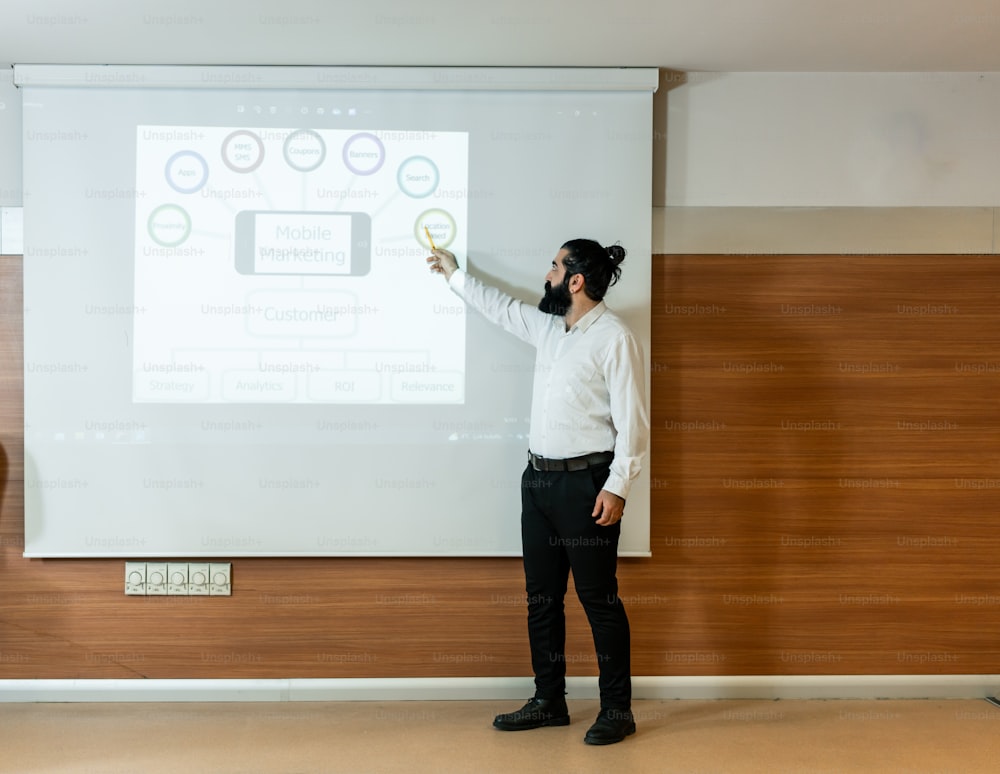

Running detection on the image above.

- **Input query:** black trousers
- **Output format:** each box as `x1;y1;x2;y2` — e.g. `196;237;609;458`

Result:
520;461;631;710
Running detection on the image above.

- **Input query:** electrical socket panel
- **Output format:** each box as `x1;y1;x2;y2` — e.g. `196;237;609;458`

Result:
167;563;189;595
209;563;232;596
145;562;168;595
124;561;231;596
125;562;146;595
188;563;211;596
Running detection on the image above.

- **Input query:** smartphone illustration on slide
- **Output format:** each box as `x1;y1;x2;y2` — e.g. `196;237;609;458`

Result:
235;210;371;276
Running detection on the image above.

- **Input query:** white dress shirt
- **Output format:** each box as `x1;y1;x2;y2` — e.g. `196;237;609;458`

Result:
449;269;649;500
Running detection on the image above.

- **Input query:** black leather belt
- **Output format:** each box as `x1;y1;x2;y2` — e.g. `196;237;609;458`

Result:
528;451;614;472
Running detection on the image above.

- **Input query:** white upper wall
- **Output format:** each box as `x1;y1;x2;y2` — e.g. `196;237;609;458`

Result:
5;1;1000;72
665;72;1000;207
0;74;20;208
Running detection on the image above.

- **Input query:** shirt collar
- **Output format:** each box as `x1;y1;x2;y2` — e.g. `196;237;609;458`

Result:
568;301;608;334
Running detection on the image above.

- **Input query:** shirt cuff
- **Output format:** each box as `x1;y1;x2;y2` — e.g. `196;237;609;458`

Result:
603;471;631;501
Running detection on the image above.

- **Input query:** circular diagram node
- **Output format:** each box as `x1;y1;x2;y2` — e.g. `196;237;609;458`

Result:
342;132;386;175
165;150;209;194
284;129;327;172
416;209;457;250
148;204;192;248
397;156;440;199
221;130;265;173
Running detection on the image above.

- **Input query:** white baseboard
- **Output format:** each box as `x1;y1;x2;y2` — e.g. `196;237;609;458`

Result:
2;675;1000;703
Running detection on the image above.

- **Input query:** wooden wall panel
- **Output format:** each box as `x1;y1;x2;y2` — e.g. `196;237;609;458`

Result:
3;253;1000;679
647;254;1000;675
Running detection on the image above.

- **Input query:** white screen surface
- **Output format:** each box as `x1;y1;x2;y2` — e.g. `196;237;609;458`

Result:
17;66;655;557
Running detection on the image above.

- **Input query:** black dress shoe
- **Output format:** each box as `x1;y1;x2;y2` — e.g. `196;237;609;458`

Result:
493;697;570;731
583;708;636;745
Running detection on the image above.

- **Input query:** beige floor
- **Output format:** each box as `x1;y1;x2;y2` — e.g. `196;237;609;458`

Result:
2;698;999;773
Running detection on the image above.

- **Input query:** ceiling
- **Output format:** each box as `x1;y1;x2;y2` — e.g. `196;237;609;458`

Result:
3;0;1000;73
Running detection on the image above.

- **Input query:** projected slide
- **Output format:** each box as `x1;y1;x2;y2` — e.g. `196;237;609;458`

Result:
133;126;468;404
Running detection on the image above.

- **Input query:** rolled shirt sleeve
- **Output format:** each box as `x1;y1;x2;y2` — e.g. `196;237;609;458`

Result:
602;330;649;500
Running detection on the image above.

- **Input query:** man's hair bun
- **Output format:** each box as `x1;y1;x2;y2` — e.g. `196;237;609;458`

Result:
606;243;627;266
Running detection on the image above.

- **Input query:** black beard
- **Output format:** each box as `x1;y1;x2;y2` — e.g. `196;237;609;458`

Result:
538;279;571;316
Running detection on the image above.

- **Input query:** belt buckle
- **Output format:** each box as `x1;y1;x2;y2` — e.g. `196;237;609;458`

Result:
530;452;562;472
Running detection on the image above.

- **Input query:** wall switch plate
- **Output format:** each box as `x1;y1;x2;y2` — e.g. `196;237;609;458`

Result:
167;563;189;595
124;561;230;596
188;563;210;596
145;562;168;595
125;562;146;595
209;562;231;596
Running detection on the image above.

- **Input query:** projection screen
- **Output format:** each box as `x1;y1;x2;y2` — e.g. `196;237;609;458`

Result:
16;65;655;558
